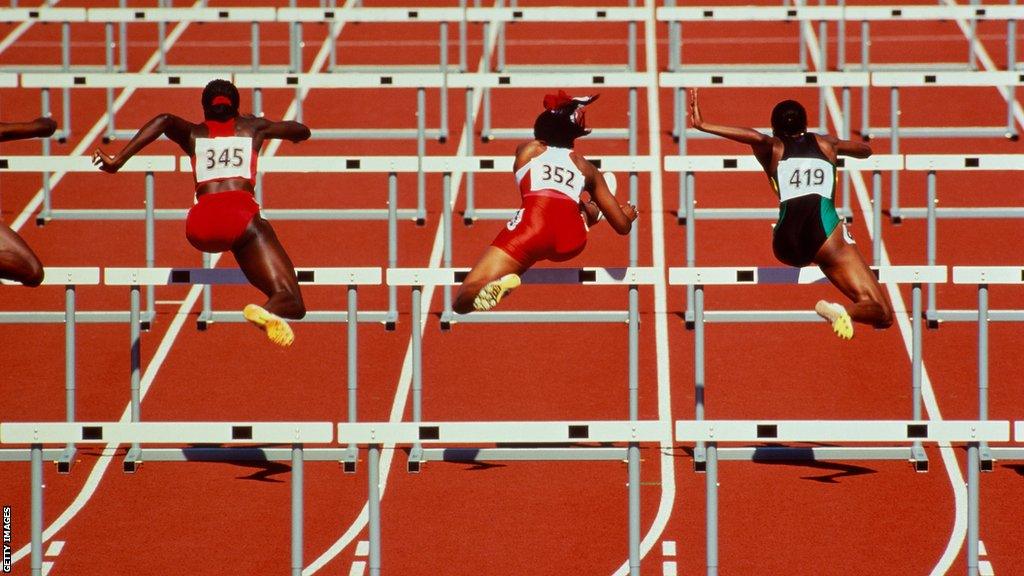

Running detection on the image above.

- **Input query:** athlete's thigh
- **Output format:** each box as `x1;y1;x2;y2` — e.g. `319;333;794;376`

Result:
233;218;299;294
460;246;526;290
0;225;41;265
815;227;885;303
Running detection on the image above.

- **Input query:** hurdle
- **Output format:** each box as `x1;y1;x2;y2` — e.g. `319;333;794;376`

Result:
675;419;1010;576
953;266;1024;469
897;156;1024;327
386;267;657;469
663;154;903;260
0;268;100;472
338;419;666;576
668;266;948;470
104;267;380;470
0;421;332;576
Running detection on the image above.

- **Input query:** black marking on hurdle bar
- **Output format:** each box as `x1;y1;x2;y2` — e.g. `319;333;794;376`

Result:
480;159;495;169
287;76;299;85
218;11;230;19
29;11;39;18
736;270;755;283
596;10;607;18
419;426;440;440
924;75;937;84
324;11;335;18
871;268;880;279
232;425;254;440
787;9;798;17
74;76;86;85
836;158;846;168
380;76;393;85
805;75;817;84
723;158;737;169
578;270;597;283
891;8;902;16
512;10;523;18
976;8;986;16
965;157;979;168
703;10;714;18
498;76;511;85
568;425;590;439
592;75;606;84
591;158;602;169
346;159;361;169
1020;269;1024;281
1019;74;1024;84
906;424;928;439
170;270;191;284
296;270;315;283
756;424;778;439
454;271;469;283
82;426;103;441
168;76;181;85
134;11;146;19
0;160;9;169
408;10;419;18
711;75;723;85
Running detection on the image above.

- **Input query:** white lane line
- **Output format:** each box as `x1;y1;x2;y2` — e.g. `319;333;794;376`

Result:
979;540;988;556
979;560;995;576
43;540;64;556
611;2;676;575
347;561;367;576
354;541;368;557
798;14;968;576
10;2;345;567
40;561;53;576
301;10;501;575
662;561;678;576
661;540;676;557
0;0;56;56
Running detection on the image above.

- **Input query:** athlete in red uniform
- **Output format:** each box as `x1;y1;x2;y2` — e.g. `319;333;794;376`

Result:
93;80;309;346
453;91;638;313
0;116;58;286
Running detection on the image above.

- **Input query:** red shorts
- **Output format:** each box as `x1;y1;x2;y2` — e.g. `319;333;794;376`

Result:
185;190;260;253
491;195;587;267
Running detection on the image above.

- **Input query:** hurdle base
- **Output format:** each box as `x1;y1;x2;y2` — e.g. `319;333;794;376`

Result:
419;446;630;463
931;310;1024;323
123;446;141;473
343;444;358;473
705;445;922;464
56;443;76;474
911;442;929;473
926;311;940;330
408;445;423;473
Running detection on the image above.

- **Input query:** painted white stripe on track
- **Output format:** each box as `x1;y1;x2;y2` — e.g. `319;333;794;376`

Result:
348;560;367;576
9;1;345;567
43;540;64;557
798;13;968;576
0;0;55;56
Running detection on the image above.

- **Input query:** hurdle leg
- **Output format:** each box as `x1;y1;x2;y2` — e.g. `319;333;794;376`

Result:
840;87;852;222
977;285;992;470
463;87;477;224
925;171;937;328
871;170;882;264
124;286;142;473
967;441;980;576
409;286;424;472
198;251;214;330
368;444;382;576
416;88;427;225
694;285;706;470
60;22;71;141
118;0;128;71
31;443;43;576
910;283;928;471
38;88;52;225
627;442;641;576
386;173;399;330
705;441;718;576
458;0;468;72
291;444;304;576
344;286;359;472
441;172;454;328
439;21;450;143
57;284;77;473
144;172;156;329
684;173;696;328
889;87;901;223
860;21;870;138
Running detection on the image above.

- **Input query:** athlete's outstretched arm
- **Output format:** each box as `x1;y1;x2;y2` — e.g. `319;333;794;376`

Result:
254;118;311;143
92;113;192;173
823;133;872;158
0;117;57;142
689;88;773;149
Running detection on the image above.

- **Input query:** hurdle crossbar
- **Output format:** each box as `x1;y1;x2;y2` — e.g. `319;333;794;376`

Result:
387;267;658;287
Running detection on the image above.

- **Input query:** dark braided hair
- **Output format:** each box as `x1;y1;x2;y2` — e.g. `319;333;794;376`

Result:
201;79;240;122
770;100;807;138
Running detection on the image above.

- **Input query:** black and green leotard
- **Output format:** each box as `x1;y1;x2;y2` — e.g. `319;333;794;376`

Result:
769;133;840;267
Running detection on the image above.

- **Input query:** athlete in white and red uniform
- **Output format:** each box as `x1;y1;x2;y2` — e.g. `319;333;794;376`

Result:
93;80;310;346
453;91;638;313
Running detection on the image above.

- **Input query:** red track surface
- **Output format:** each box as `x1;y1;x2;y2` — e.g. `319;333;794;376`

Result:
1;1;1022;575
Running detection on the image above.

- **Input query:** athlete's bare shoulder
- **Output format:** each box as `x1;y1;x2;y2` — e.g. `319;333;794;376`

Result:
514;140;545;169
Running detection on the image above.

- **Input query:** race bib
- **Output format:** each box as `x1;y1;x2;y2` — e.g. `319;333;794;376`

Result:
530;159;585;200
776;157;834;202
194;137;253;183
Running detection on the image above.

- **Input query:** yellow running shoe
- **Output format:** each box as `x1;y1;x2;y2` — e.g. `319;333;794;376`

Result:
473;274;521;311
815;300;853;340
243;304;295;347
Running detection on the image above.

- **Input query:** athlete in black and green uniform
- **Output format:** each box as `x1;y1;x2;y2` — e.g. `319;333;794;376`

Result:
689;89;893;339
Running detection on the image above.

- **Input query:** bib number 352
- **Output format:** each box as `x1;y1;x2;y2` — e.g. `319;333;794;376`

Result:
541;164;576;187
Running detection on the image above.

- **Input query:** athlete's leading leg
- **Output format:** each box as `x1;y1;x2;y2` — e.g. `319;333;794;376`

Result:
814;225;894;332
0;225;44;287
232;217;305;346
453;246;528;314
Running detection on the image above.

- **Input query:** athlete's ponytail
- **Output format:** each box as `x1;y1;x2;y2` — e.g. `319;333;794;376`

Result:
770;99;807;138
201;79;240;122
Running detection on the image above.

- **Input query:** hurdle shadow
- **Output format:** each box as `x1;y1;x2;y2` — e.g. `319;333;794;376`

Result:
1003;464;1024;478
401;442;619;471
181;445;292;483
671;444;878;483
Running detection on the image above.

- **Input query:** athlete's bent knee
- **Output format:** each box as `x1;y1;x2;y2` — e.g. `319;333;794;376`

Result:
874;303;894;329
22;262;44;287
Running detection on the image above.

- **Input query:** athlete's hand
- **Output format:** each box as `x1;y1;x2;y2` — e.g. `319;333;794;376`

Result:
621;202;639;222
92;148;120;173
34;117;58;137
689;88;703;130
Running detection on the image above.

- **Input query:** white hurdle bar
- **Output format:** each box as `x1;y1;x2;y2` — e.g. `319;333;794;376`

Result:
104;267;382;470
0;421;332;576
898;157;1024;326
663;154;903;260
0;268;99;472
668;266;948;470
953;266;1024;468
339;419;665;576
676;419;1009;576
